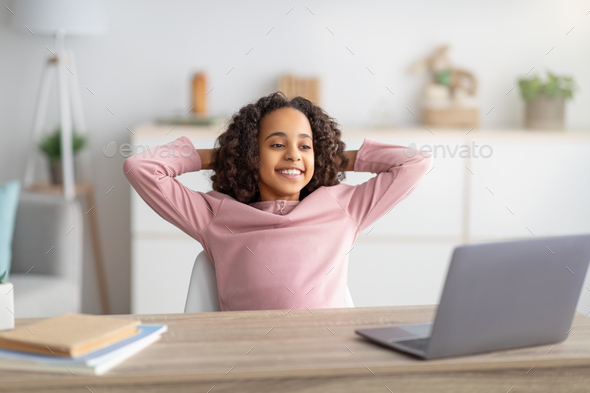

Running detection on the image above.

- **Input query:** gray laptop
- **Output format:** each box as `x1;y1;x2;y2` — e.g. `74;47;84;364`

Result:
355;234;590;360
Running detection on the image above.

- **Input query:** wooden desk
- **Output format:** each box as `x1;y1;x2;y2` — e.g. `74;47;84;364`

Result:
3;305;590;392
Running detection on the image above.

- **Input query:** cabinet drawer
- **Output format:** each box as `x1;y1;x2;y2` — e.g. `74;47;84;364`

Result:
349;240;590;314
348;242;457;307
469;140;590;239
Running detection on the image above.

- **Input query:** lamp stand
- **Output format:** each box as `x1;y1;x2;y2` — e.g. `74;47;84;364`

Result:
23;33;111;315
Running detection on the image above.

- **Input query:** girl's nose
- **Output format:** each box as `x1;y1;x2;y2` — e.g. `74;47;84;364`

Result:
285;147;301;161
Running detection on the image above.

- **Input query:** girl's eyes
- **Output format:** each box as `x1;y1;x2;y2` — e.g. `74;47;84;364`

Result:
271;144;311;150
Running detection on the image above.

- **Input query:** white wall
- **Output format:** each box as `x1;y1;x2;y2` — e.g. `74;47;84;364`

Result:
1;0;589;314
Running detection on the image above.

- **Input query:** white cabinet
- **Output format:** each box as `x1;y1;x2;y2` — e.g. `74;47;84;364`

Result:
129;124;590;315
469;137;590;239
348;242;457;307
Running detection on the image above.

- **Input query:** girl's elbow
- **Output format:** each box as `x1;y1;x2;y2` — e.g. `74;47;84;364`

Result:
123;156;139;178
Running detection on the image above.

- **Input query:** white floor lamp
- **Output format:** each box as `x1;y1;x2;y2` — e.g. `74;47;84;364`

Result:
11;0;107;201
11;0;112;315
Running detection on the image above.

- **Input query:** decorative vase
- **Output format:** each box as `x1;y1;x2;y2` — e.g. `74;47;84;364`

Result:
49;160;63;185
48;156;80;185
0;282;15;331
525;92;565;130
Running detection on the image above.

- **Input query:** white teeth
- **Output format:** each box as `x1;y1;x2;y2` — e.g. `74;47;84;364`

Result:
279;169;302;175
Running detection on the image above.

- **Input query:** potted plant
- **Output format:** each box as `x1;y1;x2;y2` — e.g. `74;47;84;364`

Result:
38;126;88;185
0;270;14;331
518;70;577;130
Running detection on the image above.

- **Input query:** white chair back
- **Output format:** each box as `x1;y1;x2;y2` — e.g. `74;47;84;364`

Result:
185;251;354;313
184;251;221;312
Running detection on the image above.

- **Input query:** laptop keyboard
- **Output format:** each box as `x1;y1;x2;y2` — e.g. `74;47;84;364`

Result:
396;337;430;351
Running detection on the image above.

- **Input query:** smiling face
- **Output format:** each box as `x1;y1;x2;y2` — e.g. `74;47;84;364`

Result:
256;107;314;202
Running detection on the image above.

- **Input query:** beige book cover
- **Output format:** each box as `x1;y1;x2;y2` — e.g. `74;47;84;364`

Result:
0;312;140;358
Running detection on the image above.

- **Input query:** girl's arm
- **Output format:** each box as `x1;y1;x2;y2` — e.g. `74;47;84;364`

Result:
123;137;222;244
343;150;358;172
327;138;433;234
196;149;216;170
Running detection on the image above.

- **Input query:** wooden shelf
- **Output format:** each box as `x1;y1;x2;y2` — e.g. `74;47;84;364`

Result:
26;182;94;196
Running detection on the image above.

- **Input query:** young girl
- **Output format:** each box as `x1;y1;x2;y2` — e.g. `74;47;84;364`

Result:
123;91;432;312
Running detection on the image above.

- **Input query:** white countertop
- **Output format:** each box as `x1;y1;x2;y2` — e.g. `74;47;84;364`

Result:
131;122;590;140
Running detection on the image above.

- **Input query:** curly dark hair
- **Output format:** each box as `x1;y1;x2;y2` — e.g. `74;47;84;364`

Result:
210;91;350;204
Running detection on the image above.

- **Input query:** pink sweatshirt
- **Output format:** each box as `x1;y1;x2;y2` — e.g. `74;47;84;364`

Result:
123;136;432;311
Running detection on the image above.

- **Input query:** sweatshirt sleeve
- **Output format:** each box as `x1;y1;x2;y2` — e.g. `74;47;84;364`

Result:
326;137;433;234
123;136;220;244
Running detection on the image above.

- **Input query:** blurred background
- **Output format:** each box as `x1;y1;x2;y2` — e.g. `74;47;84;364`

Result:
1;0;589;318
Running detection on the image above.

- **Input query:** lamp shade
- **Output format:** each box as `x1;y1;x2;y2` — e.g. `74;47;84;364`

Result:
11;0;107;36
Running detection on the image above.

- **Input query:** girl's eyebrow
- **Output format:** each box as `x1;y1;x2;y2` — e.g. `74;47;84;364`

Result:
264;131;312;141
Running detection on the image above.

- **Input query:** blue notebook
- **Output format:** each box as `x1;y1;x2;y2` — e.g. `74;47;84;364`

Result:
0;324;167;375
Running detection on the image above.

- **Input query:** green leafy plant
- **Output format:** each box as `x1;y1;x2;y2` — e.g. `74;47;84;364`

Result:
518;70;577;102
0;270;7;283
38;126;89;163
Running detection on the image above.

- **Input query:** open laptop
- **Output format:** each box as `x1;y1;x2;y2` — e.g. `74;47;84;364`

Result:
355;234;590;360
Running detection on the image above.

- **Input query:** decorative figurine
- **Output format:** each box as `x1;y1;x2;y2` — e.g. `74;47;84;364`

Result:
410;45;479;128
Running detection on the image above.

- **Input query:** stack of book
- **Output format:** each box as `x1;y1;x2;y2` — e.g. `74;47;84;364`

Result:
0;312;167;375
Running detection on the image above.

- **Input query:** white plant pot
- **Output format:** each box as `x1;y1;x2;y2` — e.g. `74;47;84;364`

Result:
0;282;15;331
